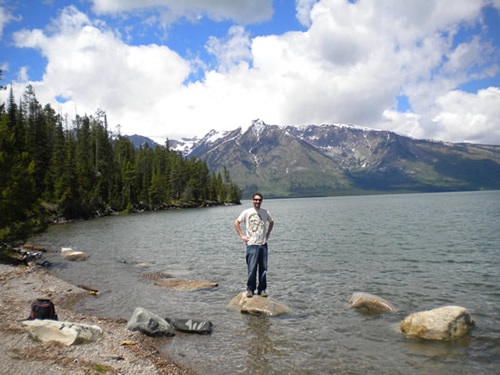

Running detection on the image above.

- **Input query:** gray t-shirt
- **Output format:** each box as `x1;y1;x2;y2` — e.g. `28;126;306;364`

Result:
237;208;273;246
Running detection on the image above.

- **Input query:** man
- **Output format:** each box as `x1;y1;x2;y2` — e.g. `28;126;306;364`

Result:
234;192;274;298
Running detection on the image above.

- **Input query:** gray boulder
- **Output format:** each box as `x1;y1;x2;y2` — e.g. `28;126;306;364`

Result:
127;307;175;337
400;305;475;340
22;320;103;345
165;317;213;334
349;292;396;313
227;292;290;317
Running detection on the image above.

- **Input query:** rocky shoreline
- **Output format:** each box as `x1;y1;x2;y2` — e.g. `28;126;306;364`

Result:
0;263;195;375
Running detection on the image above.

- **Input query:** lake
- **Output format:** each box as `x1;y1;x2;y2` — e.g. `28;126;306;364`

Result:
33;190;500;374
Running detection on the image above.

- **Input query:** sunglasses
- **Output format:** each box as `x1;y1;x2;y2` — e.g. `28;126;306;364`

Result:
253;199;262;202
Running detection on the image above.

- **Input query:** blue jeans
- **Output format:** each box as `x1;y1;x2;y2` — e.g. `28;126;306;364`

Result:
246;244;268;293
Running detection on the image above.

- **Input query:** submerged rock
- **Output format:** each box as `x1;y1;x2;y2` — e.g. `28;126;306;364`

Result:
127;307;175;337
400;305;475;340
227;292;290;317
22;320;103;345
153;278;218;291
349;292;396;313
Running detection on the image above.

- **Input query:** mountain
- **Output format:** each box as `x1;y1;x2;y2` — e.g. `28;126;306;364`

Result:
126;134;159;149
183;119;500;198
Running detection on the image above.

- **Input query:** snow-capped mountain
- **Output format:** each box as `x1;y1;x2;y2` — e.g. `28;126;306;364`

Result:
181;119;500;198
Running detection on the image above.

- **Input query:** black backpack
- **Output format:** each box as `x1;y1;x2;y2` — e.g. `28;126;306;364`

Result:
28;298;58;320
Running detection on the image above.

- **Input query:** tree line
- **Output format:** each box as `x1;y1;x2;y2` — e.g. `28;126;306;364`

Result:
0;79;241;245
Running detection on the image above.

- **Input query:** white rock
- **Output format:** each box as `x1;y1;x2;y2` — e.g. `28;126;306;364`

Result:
61;247;73;254
63;251;89;261
22;320;103;345
135;263;153;268
400;305;475;340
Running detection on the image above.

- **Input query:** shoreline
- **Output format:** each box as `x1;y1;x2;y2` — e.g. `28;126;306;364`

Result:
0;263;195;375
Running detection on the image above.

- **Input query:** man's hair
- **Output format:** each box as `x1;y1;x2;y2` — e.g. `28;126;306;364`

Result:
252;192;263;200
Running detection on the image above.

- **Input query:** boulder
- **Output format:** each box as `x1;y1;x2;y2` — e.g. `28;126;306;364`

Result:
227;292;290;317
165;317;213;334
63;250;89;261
22;320;103;345
127;307;175;337
153;279;218;291
400;305;475;340
349;292;396;313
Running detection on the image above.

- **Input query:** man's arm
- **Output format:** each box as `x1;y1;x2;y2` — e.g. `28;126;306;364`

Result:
234;219;249;243
265;220;274;242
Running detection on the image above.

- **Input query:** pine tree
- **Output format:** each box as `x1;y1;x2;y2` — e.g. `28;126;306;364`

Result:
0;88;46;243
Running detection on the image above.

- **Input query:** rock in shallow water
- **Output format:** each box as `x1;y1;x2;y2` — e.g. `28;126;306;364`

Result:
127;307;175;337
349;292;396;313
400;305;475;340
153;278;218;291
165;317;213;334
227;292;290;317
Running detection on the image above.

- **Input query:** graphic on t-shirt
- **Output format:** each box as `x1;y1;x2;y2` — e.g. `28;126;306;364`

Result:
247;212;264;243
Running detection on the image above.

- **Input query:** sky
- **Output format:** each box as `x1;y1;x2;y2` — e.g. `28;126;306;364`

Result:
1;0;500;145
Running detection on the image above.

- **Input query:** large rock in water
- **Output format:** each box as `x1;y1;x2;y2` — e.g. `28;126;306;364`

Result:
127;307;175;337
153;279;218;291
22;320;103;345
400;305;475;340
227;292;290;317
349;292;396;313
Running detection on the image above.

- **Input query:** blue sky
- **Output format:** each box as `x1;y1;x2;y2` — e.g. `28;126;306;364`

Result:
1;0;499;144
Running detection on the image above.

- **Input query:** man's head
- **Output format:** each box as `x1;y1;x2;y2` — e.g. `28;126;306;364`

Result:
252;192;263;209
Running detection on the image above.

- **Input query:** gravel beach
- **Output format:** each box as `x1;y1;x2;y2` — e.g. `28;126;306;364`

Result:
0;263;195;375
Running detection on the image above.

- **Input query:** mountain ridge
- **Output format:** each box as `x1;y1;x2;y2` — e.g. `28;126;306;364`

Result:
129;120;500;198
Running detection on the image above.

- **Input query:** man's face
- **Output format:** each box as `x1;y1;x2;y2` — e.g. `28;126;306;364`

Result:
253;195;263;209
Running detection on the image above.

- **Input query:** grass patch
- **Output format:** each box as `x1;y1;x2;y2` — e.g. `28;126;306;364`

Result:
94;363;109;372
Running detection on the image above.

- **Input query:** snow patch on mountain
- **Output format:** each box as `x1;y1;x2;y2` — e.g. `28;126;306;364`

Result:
171;137;199;156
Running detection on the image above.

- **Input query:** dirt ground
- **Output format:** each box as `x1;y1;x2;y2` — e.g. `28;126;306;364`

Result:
0;263;195;375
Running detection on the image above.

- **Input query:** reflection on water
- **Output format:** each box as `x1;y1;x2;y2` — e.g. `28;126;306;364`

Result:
32;191;500;374
244;316;274;374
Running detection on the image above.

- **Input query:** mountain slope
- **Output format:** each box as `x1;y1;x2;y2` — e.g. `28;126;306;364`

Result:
185;120;500;198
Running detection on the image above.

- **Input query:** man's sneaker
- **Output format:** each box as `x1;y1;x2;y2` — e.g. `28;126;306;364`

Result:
246;290;254;298
259;290;268;298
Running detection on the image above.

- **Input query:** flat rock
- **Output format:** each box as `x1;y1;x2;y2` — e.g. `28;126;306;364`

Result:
227;292;290;317
400;305;475;340
22;320;103;345
349;292;396;312
153;279;218;291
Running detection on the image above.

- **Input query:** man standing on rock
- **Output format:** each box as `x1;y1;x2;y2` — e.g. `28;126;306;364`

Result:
234;192;274;298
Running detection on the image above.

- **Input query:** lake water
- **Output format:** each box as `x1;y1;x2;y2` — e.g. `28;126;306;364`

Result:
33;191;500;374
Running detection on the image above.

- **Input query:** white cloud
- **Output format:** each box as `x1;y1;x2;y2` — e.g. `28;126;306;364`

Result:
89;0;273;24
432;87;500;144
205;25;252;72
12;5;191;139
295;0;318;27
2;0;499;145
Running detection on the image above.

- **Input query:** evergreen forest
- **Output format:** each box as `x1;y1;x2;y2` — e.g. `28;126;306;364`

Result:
0;77;241;245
